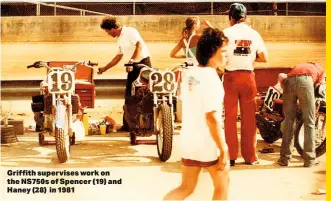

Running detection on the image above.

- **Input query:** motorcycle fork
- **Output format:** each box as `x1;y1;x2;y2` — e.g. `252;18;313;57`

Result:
51;93;73;136
51;93;56;136
67;93;73;136
152;93;174;132
153;93;159;133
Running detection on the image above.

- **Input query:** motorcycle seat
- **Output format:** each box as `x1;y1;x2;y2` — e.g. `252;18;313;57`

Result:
140;69;152;84
273;99;283;105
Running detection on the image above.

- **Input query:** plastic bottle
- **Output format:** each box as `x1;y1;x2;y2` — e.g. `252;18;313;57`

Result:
82;113;89;136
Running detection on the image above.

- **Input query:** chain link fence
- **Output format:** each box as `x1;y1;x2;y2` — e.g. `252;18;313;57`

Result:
1;2;326;16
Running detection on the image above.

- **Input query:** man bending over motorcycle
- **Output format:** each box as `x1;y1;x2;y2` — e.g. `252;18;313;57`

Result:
277;62;325;167
98;16;152;132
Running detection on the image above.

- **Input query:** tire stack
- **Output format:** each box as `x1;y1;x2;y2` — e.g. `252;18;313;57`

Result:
1;120;24;135
1;125;18;144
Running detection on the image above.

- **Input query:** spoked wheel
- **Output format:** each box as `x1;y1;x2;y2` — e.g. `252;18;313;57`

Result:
294;111;326;158
156;104;173;162
55;102;70;163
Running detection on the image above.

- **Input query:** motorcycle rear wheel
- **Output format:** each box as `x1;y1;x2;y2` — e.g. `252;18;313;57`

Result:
156;103;173;162
294;111;326;158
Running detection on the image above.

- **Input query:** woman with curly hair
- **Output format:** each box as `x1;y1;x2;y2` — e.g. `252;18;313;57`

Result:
164;28;229;200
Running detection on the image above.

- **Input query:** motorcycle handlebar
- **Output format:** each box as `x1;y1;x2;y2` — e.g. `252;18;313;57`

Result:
124;63;149;68
125;61;194;69
124;63;138;67
88;61;98;66
27;64;35;69
27;61;48;69
183;62;194;67
27;61;98;71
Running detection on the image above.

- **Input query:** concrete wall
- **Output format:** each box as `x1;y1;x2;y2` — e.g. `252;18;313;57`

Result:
1;15;325;42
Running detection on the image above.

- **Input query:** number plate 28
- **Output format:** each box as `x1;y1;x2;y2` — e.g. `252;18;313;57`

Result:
264;86;281;111
47;70;75;93
149;71;176;94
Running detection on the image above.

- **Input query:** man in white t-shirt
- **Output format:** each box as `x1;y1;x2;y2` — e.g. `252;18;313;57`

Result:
223;3;268;166
98;16;152;131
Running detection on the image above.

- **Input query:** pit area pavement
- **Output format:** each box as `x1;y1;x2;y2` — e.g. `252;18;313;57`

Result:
0;99;326;201
0;41;326;200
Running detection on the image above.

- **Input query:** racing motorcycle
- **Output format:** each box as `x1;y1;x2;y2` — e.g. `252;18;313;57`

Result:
256;78;326;157
123;62;192;161
28;61;97;163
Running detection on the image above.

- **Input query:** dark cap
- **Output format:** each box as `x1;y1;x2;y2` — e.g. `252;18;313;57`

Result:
229;3;247;20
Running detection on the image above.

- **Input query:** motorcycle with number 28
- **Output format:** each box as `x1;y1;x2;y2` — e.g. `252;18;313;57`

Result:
123;62;192;161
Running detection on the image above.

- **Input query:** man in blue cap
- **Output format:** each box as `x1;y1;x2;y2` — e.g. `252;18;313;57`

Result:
223;3;268;166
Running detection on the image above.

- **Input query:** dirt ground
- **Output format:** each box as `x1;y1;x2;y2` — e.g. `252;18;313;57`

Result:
0;42;326;80
0;100;327;201
0;42;327;200
0;130;327;200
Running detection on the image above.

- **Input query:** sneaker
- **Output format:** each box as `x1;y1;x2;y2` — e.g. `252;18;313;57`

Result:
277;157;289;166
230;160;236;166
245;160;259;165
303;160;320;167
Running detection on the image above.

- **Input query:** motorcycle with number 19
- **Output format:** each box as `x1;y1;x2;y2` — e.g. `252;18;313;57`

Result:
28;61;97;163
256;77;326;158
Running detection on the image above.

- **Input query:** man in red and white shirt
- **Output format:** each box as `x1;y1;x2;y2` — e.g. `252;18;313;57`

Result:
223;3;268;166
278;62;325;167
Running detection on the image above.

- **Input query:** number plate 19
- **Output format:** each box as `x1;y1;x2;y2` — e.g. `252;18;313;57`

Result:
149;71;176;94
47;71;75;94
264;86;281;111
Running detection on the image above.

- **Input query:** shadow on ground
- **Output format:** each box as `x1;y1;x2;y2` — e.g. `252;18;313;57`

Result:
1;134;322;174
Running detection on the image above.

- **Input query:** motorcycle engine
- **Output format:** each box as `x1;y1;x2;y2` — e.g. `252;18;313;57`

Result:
124;88;154;133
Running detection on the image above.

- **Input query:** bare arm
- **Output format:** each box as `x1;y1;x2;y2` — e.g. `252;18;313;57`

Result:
170;39;186;58
98;54;123;74
206;111;228;155
131;41;142;61
201;19;214;29
315;70;325;86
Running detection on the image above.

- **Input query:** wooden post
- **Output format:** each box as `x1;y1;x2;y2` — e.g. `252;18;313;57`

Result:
36;3;40;16
211;1;214;15
54;2;57;16
273;1;278;16
133;2;136;15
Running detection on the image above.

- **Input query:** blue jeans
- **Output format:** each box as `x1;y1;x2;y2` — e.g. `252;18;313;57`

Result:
280;75;316;164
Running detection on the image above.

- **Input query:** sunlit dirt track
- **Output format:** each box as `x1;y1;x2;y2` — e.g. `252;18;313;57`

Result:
1;42;326;80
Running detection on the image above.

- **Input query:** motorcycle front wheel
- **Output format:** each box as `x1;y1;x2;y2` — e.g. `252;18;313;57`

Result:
55;101;71;163
156;103;173;161
294;111;326;158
